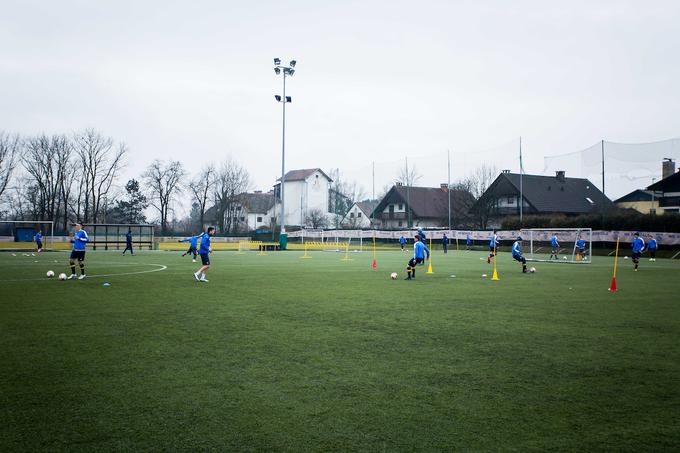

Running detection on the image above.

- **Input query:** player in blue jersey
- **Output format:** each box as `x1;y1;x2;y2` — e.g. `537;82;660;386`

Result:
647;235;658;261
179;234;199;262
487;229;499;264
512;236;528;273
405;234;430;280
631;232;645;272
442;233;449;254
68;223;89;280
576;236;587;260
34;229;43;253
122;229;134;255
466;234;472;251
193;226;215;282
399;235;406;251
549;233;559;260
416;228;426;243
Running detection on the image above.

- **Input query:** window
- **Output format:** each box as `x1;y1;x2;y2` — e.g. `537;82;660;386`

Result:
357;212;362;218
240;216;245;222
507;197;514;204
399;204;404;210
585;197;594;205
257;216;263;222
398;221;403;227
350;212;354;218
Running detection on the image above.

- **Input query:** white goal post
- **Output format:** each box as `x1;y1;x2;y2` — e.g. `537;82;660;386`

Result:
521;228;592;264
0;220;55;251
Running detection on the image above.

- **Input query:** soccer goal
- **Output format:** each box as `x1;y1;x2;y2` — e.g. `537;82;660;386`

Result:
0;220;55;251
521;228;592;264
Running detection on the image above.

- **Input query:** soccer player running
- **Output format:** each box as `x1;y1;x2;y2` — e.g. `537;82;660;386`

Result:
512;236;529;273
179;234;199;262
647;235;658;261
487;229;499;264
34;229;43;253
442;233;448;254
68;223;89;280
576;236;587;260
405;234;430;280
193;226;215;282
550;233;559;260
399;235;406;251
631;232;645;272
122;229;134;255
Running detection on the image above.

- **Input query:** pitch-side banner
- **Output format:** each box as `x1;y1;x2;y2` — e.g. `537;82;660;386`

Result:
286;229;680;245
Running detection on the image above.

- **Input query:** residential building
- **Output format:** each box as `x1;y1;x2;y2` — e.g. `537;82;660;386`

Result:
647;169;680;214
341;201;378;228
274;168;333;227
614;190;659;214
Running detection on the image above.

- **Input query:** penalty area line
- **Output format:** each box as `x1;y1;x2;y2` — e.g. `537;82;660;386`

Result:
0;263;168;282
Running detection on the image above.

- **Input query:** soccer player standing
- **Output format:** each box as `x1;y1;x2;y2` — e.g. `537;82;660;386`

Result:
647;235;658;261
193;226;215;282
631;232;645;272
34;229;43;253
550;233;559;260
466;234;472;251
179;234;199;262
487;229;499;264
405;234;430;280
122;229;134;255
512;236;528;273
68;223;89;280
399;235;406;251
442;233;448;254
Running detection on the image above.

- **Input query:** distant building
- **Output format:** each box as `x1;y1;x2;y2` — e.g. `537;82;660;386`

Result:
274;168;333;227
472;171;610;226
371;184;475;229
341;200;378;228
238;191;277;230
647;169;680;214
614;190;659;215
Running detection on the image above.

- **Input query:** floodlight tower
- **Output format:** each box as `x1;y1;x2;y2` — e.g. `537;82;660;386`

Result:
273;58;296;235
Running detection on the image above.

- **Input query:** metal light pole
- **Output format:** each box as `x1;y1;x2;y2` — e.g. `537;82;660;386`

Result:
274;58;296;234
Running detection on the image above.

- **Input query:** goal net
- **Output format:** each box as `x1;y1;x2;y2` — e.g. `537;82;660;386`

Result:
521;228;592;264
0;220;55;251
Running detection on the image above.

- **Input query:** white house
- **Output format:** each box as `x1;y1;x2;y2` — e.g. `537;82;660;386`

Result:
273;168;333;227
236;191;277;231
341;201;378;228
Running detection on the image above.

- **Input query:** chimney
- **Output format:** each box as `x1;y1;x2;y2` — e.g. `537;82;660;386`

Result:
555;170;566;182
663;158;676;179
440;183;448;191
396;182;403;187
502;169;510;174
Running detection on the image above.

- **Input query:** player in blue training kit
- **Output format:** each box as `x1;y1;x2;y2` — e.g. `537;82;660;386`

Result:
576;237;587;260
466;234;472;251
416;228;426;243
442;233;449;254
487;230;499;264
399;235;406;251
512;236;528;273
405;234;430;280
647;235;658;261
193;226;215;282
68;223;89;280
34;229;43;252
179;234;199;262
549;233;559;260
122;229;134;255
631;232;645;271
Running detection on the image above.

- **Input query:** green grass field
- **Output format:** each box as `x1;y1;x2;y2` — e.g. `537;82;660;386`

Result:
1;249;679;451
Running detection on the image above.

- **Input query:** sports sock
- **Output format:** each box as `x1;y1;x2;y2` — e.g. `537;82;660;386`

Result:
201;273;206;279
70;264;76;274
79;263;85;275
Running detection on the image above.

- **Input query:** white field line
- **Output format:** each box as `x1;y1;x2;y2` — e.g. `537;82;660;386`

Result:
0;264;167;282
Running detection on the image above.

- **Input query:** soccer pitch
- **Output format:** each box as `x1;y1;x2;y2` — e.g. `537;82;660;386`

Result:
1;250;679;451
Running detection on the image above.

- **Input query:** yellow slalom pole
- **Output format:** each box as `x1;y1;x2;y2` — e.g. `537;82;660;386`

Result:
491;243;500;281
341;243;353;261
426;236;434;274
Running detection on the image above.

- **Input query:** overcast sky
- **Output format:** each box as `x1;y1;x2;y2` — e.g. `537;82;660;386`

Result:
2;0;679;203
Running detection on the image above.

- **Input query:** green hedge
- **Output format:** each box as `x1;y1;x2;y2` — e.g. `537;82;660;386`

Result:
501;212;680;232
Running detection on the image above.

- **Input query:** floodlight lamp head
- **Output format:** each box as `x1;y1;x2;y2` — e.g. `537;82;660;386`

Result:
285;96;292;103
274;58;281;65
290;60;296;67
288;69;295;76
274;67;281;75
275;95;282;102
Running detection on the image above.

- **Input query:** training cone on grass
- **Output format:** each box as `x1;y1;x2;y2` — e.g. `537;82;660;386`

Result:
426;260;433;274
372;259;377;269
491;268;499;281
609;276;617;292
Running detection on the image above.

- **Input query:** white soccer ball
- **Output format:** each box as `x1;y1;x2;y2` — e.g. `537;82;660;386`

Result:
624;256;629;260
46;270;55;278
58;273;67;281
530;267;536;273
390;272;398;280
482;273;487;278
563;256;568;260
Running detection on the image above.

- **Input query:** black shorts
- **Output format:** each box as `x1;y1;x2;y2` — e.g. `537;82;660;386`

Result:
200;253;210;265
513;254;526;264
36;241;42;248
187;246;197;254
489;245;495;253
70;250;86;261
408;257;424;267
632;251;641;260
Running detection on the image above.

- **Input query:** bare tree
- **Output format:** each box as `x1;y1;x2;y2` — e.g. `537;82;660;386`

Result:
305;208;329;228
189;165;216;230
143;160;186;234
327;168;366;227
0;132;21;201
213;158;250;234
73;129;127;223
459;164;499;229
395;164;422;187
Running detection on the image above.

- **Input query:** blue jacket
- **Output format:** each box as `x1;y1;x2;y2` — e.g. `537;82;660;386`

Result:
198;232;212;254
576;239;585;250
442;235;448;245
180;235;199;248
512;240;522;257
631;237;645;253
414;241;430;260
35;232;43;242
126;232;133;244
551;236;559;248
399;236;405;245
647;239;657;250
72;230;89;251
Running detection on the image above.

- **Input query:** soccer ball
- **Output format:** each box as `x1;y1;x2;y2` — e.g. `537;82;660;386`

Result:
46;270;55;278
530;267;536;273
624;256;629;260
563;256;568;260
390;272;398;280
58;273;67;281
